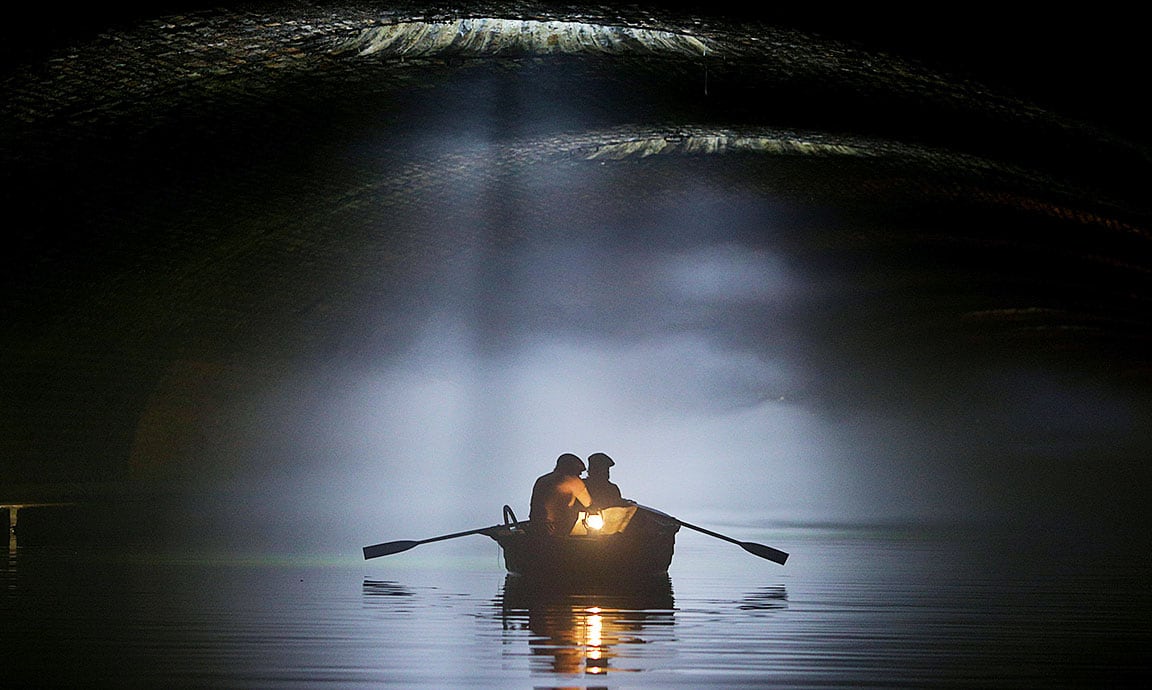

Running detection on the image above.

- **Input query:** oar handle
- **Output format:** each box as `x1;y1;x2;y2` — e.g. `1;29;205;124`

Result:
636;505;720;539
417;525;500;545
678;520;744;547
362;522;518;559
637;504;789;565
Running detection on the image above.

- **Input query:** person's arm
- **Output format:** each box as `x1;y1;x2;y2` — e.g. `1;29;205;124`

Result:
569;477;592;509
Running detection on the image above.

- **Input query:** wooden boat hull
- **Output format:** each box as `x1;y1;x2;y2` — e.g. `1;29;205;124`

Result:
488;506;679;581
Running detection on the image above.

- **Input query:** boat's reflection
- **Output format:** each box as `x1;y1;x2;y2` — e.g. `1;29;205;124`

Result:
361;579;415;598
496;574;675;677
739;584;789;611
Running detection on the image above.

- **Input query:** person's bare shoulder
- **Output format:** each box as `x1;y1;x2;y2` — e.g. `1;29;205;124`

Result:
559;475;586;489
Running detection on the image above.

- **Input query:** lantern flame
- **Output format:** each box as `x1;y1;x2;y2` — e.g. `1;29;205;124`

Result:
585;511;605;530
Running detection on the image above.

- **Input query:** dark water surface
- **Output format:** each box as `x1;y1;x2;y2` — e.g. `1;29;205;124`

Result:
4;525;1149;688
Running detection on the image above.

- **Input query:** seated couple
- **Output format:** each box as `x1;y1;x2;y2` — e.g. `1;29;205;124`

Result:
528;452;633;536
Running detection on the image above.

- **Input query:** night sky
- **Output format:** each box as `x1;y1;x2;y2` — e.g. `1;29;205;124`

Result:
3;2;1149;553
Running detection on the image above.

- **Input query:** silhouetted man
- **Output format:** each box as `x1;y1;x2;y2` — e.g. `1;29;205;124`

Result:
586;452;627;508
529;453;592;536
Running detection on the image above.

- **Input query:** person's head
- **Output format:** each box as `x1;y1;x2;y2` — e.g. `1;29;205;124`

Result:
555;453;586;476
587;452;614;476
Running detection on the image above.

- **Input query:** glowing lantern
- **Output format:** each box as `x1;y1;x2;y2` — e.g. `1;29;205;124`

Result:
584;511;605;531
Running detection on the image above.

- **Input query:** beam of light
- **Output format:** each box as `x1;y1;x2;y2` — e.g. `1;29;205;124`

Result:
314;332;853;547
9;1;1142;558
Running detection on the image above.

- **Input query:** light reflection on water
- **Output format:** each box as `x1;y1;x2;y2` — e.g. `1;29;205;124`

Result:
3;526;1149;687
490;574;679;677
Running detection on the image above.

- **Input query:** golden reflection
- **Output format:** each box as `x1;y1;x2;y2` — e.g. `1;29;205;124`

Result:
498;575;674;676
584;610;605;674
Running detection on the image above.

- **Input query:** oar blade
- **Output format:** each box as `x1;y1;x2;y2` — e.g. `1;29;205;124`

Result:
363;540;420;560
740;541;789;565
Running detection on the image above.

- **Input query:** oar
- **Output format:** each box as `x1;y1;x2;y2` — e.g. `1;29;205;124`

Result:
638;505;789;565
363;524;509;560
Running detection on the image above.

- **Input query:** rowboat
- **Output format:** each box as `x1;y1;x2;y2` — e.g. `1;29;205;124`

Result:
489;504;680;582
362;503;787;574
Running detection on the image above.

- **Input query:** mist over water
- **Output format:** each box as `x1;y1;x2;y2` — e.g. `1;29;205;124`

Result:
172;183;850;551
160;153;1151;556
3;4;1152;688
109;102;1149;557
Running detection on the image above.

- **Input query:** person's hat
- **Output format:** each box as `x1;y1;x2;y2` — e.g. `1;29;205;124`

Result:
588;452;615;468
556;453;586;474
